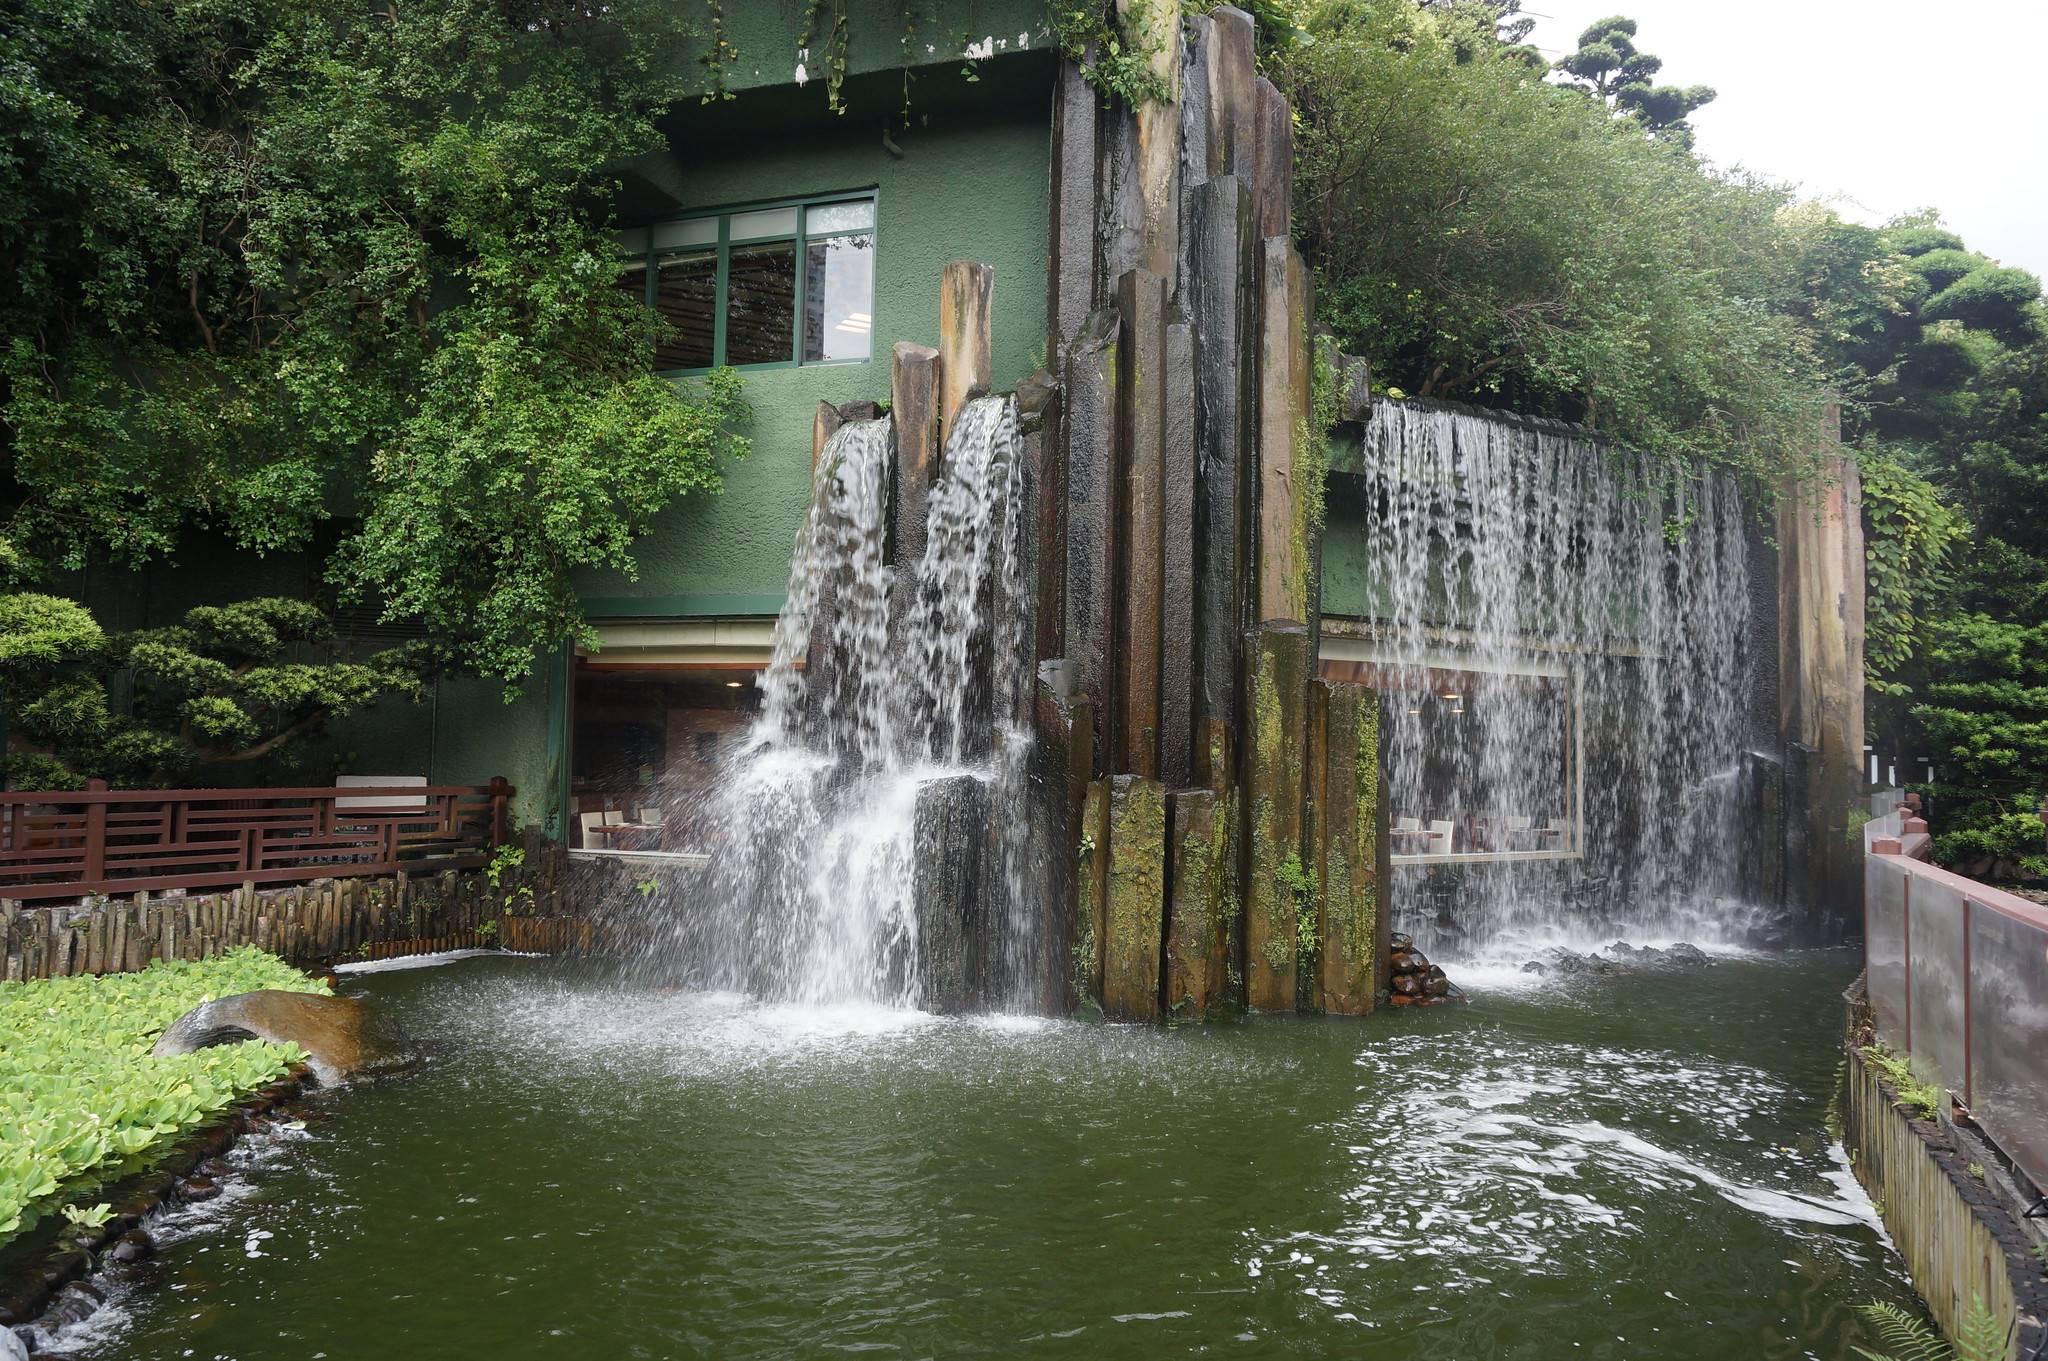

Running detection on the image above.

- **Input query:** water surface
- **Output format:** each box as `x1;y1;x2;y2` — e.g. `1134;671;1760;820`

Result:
60;949;1913;1359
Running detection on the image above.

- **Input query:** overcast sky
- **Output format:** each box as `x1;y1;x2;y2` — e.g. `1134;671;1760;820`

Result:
1524;2;2048;280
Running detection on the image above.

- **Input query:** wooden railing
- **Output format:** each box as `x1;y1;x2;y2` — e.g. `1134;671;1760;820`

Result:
0;779;512;903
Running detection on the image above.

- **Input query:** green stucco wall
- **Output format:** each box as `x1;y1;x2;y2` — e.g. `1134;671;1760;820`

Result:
680;0;1045;99
581;67;1053;612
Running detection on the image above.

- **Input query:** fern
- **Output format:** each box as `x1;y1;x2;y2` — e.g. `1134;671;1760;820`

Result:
1853;1298;2011;1361
1853;1301;1953;1361
1952;1302;2012;1361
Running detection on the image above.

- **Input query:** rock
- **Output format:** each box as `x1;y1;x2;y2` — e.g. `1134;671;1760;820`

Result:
177;1176;219;1204
106;1231;153;1264
152;990;410;1086
0;1327;25;1361
1663;942;1711;967
1389;948;1429;975
1422;966;1449;998
1389;933;1414;953
1392;973;1423;997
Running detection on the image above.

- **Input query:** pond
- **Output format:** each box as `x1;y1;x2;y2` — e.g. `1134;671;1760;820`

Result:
51;948;1914;1360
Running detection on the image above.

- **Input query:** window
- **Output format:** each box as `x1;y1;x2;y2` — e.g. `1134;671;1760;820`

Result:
616;194;876;373
1320;648;1584;864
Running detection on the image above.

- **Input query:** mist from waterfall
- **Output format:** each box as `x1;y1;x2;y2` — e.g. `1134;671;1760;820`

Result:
631;397;1035;1009
1357;401;1755;957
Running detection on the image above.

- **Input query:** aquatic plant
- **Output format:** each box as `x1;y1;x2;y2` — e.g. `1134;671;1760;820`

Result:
1852;1298;2010;1361
0;949;323;1242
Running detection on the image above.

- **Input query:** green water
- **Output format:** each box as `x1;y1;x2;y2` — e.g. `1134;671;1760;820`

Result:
59;949;1915;1360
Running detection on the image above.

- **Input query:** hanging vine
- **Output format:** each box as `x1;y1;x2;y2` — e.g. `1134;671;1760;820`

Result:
698;0;738;103
797;0;853;114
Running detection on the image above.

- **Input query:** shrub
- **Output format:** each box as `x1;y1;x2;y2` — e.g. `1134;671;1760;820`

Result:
0;948;324;1242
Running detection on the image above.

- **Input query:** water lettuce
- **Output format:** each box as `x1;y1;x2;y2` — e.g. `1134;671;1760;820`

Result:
0;947;325;1241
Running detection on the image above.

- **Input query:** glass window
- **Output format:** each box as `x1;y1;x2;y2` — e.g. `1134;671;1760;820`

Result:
652;217;717;249
806;199;875;234
617;192;875;372
728;206;799;240
725;241;797;365
804;233;875;363
653;249;717;371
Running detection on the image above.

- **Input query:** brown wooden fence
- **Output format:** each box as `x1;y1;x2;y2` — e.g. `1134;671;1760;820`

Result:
0;779;512;903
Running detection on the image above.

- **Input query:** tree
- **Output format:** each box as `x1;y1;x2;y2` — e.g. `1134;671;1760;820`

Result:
1554;16;1715;138
1274;0;1828;484
1;0;748;691
0;595;426;790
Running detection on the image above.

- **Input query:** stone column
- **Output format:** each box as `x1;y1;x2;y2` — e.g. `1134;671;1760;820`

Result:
1244;622;1310;1011
1102;774;1166;1021
1316;683;1381;1014
913;774;988;1012
1063;311;1121;772
1049;57;1102;357
940;262;994;450
1166;784;1234;1020
1255;238;1312;624
1776;403;1866;936
1115;269;1170;779
1188;177;1256;784
891;341;942;582
1074;777;1113;1008
1161;314;1197;789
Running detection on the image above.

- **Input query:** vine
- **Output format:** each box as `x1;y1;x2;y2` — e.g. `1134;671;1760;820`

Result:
798;0;853;114
1047;0;1172;106
699;0;739;103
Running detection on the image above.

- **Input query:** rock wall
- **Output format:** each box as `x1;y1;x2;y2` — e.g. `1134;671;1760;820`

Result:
1034;6;1385;1019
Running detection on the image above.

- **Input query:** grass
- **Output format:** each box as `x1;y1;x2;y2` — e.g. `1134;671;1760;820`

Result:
0;947;325;1242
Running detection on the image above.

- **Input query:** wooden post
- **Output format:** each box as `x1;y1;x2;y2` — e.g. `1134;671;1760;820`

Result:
938;261;993;450
82;779;107;883
488;777;511;845
812;400;843;473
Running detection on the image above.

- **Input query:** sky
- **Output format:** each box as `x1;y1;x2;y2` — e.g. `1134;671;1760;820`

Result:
1524;1;2048;280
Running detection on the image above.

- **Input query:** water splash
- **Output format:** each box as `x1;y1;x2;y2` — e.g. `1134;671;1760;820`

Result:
641;399;1036;1009
1356;401;1754;957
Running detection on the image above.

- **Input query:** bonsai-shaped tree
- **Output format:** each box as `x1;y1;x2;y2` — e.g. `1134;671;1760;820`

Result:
0;591;427;789
1555;16;1715;138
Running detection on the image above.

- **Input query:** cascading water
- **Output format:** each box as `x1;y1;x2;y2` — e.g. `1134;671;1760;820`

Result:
639;397;1036;1009
1356;400;1755;957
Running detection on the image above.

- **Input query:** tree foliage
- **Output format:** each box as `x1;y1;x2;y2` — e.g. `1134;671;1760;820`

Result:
1553;15;1714;138
0;595;426;789
1275;1;1829;485
1;0;748;689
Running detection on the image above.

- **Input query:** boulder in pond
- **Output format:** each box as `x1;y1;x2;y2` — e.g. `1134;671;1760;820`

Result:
152;990;411;1086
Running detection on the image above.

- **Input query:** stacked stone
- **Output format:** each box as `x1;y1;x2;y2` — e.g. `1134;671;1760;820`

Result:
1385;933;1458;1007
1035;5;1389;1022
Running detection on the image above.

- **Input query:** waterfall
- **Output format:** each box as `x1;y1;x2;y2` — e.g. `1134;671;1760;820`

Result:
1356;400;1754;955
644;397;1035;1009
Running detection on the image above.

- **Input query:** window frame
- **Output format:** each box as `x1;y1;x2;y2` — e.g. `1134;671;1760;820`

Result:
1319;637;1588;867
617;188;879;376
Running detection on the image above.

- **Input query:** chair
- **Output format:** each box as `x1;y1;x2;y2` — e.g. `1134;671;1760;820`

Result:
578;810;615;850
1548;815;1577;851
1505;814;1534;850
1426;819;1455;854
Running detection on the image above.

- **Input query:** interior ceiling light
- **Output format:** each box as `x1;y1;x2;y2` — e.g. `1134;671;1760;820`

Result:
725;680;744;688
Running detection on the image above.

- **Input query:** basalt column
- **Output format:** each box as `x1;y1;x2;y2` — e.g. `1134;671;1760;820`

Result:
1035;6;1378;1021
1776;403;1866;940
